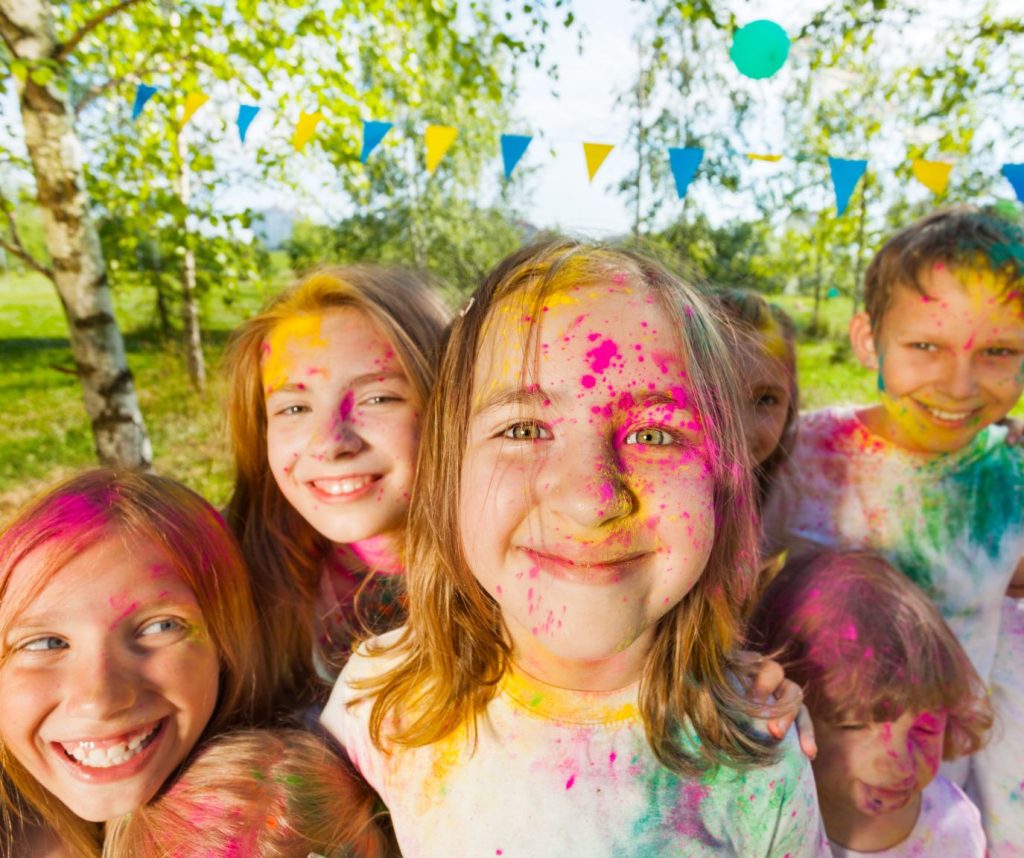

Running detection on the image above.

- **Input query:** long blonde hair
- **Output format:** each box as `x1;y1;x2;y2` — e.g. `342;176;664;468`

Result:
103;729;393;858
365;239;775;775
0;470;270;858
223;267;450;700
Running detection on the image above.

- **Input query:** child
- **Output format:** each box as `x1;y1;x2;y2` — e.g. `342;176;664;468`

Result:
0;469;273;858
323;240;827;856
712;288;798;506
102;728;393;858
751;551;992;857
222;266;451;691
763;206;1024;852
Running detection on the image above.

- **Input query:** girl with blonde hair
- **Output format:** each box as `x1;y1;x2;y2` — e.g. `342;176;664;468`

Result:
322;240;827;856
222;266;451;697
0;469;274;858
103;728;393;858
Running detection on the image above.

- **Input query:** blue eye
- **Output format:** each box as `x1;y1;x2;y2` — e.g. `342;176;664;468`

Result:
21;636;68;652
625;428;675;446
503;422;551;441
139;618;185;637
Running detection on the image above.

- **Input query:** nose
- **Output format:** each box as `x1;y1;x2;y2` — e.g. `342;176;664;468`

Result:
876;731;917;781
65;647;138;720
544;438;636;528
943;355;980;401
309;395;365;460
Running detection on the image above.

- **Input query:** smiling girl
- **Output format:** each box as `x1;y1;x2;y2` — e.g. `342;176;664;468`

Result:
0;469;270;857
323;240;826;856
223;267;450;693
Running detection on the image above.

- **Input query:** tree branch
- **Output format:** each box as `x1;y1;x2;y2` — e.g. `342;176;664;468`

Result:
75;70;144;114
55;0;147;61
0;196;54;280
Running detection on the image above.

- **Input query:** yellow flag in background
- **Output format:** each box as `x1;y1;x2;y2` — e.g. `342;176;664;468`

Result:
583;143;614;182
425;125;458;174
911;159;952;195
293;111;324;151
747;153;783;162
179;92;209;129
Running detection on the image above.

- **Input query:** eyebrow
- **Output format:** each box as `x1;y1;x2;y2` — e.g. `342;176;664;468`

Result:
265;371;409;397
8;598;200;631
474;385;693;414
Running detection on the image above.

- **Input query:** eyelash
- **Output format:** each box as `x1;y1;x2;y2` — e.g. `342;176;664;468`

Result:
500;422;678;447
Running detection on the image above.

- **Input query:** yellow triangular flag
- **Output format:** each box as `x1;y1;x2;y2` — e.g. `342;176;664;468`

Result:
425;125;458;174
911;159;952;195
293;111;324;152
583;143;614;182
179;92;209;129
747;153;783;162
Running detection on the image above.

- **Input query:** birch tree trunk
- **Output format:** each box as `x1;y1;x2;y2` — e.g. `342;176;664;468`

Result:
0;0;152;468
174;129;206;392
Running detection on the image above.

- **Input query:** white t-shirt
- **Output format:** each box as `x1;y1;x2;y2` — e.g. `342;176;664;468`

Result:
764;406;1024;682
829;776;985;858
323;629;829;858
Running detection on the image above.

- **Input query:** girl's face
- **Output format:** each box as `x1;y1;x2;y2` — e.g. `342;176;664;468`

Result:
263;309;420;553
460;282;715;690
812;708;946;840
0;534;219;822
737;328;792;468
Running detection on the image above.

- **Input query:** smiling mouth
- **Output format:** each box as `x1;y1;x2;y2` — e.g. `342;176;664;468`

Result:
915;402;982;424
308;474;381;497
58;720;163;769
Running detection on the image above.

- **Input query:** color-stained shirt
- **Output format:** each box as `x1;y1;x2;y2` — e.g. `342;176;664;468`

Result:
829;776;985;858
764;406;1024;682
322;629;829;858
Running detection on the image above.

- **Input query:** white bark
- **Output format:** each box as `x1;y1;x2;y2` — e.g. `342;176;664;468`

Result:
0;0;152;468
175;129;206;392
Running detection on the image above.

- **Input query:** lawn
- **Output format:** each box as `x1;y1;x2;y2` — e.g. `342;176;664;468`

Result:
0;272;1019;521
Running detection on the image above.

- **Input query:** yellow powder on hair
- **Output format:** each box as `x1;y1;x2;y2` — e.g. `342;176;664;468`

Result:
260;314;327;394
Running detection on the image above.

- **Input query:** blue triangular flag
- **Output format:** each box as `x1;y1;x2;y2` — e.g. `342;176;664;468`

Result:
131;84;158;120
500;134;532;180
828;157;868;216
1002;164;1024;204
360;120;393;163
667;147;704;199
237;104;260;143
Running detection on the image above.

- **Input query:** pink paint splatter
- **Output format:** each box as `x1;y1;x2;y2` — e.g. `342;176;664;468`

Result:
586;338;620;373
339;391;354;421
581;374;596;388
565;774;576;790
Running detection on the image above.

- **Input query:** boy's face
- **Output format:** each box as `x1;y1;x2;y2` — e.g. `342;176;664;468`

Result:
850;263;1024;454
812;709;946;844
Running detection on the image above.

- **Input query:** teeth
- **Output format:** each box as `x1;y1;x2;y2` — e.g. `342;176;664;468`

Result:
925;406;974;421
61;725;158;769
313;476;373;495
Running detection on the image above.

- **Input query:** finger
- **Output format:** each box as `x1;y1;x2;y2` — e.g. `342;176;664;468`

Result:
796;705;817;759
749;658;785;702
766;678;802;738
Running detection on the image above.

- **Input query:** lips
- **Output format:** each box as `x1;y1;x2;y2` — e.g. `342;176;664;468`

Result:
862;779;917;813
520;547;651;584
307;474;381;500
53;718;165;776
914;401;982;426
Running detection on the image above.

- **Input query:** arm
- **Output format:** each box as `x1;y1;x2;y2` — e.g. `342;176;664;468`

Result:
1007;557;1024;599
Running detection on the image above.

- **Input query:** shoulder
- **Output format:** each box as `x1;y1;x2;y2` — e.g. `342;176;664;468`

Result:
920;775;983;829
322;627;406;741
340;627;407;686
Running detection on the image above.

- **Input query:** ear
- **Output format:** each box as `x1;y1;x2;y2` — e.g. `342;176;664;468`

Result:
849;312;879;371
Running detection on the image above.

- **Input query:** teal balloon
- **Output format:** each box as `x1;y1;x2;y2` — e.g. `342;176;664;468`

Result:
730;20;790;80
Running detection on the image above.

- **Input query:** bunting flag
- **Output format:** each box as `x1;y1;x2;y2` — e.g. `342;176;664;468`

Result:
1001;164;1024;203
911;159;952;195
179;92;210;129
236;105;260;143
131;83;158;120
828;157;868;216
747;153;783;162
293;111;324;151
501;134;532;180
668;147;704;199
360;120;393;162
425;125;458;174
583;142;614;182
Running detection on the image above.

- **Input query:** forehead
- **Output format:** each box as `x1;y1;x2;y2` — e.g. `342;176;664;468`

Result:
261;309;399;389
474;284;684;391
4;534;193;625
888;263;1024;329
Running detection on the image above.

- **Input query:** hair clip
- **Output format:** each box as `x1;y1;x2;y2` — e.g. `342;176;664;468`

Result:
459;296;475;318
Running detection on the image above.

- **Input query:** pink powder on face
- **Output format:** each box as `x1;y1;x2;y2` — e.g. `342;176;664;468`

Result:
107;594;140;630
339;391;354;421
565;774;576;790
586;338;620;373
581;375;596;389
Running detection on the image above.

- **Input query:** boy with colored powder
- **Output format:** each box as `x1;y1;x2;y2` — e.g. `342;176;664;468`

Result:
763;206;1024;856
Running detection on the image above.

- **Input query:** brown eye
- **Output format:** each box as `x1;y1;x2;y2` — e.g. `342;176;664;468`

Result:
626;428;673;446
503;422;551;441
